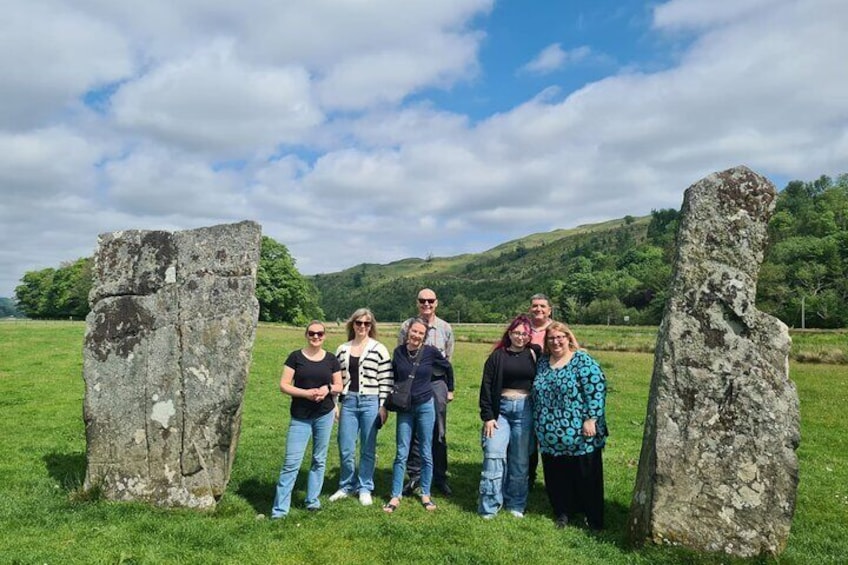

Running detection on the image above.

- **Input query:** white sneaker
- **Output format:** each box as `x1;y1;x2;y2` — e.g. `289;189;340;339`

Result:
359;491;373;506
329;489;350;502
509;510;525;518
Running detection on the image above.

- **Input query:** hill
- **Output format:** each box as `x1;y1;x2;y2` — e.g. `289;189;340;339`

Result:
311;214;663;323
312;173;848;330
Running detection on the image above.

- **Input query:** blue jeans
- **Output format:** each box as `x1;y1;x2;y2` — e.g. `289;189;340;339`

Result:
271;410;334;518
337;392;380;494
478;395;532;516
391;399;435;498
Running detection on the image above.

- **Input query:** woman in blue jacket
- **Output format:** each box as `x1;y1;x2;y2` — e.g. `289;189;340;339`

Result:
379;318;453;514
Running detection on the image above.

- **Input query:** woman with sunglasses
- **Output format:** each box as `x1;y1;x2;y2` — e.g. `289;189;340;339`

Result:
271;320;342;518
532;322;608;530
328;308;393;506
477;314;541;519
380;318;454;514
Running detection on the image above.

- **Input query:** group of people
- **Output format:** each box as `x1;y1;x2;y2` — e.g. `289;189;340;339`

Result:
269;290;608;531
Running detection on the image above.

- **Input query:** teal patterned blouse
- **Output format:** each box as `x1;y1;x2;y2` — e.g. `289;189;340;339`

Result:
532;350;608;456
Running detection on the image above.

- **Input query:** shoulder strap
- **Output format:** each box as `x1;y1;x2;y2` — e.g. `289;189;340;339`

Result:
408;345;425;380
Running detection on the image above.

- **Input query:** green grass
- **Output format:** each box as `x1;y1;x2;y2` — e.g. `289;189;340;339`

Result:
445;323;847;364
1;321;846;564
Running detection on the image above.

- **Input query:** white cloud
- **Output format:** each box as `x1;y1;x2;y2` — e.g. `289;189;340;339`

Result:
0;1;133;129
0;128;100;199
520;44;592;75
102;145;253;217
1;0;847;301
653;0;778;30
111;42;323;158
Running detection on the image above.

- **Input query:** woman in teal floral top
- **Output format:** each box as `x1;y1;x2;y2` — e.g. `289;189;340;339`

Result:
532;321;607;530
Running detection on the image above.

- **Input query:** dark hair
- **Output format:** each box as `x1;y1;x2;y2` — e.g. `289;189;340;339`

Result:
405;317;430;342
345;308;378;340
530;293;551;306
492;314;532;351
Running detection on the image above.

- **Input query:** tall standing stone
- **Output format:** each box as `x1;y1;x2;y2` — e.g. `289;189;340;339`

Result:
628;167;800;557
83;221;261;509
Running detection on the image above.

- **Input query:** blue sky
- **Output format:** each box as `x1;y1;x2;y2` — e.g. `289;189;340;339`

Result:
1;0;846;298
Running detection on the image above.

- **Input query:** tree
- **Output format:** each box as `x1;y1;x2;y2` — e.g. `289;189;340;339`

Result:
0;297;22;317
256;236;323;324
15;268;55;318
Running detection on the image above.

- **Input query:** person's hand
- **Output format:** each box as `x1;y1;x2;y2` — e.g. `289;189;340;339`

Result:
447;391;454;403
582;419;597;438
378;406;388;425
483;419;498;438
311;388;327;402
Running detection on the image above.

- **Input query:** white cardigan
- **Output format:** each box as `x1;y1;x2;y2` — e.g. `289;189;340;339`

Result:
334;338;393;403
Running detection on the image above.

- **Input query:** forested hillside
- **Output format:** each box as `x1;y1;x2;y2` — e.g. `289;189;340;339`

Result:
313;174;848;328
312;214;670;324
11;174;847;329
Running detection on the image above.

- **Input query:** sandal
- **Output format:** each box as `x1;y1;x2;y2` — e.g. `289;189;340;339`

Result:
421;498;437;511
383;498;400;513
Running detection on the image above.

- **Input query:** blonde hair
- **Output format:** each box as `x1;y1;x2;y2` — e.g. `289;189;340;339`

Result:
345;308;378;340
543;321;580;355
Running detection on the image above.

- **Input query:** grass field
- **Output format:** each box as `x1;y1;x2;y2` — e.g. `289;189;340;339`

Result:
1;321;846;564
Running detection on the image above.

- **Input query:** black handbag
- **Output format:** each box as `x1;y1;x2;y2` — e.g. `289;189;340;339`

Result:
385;347;423;412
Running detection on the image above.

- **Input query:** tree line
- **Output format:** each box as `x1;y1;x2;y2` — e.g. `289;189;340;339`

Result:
11;174;848;329
312;174;848;329
13;236;323;325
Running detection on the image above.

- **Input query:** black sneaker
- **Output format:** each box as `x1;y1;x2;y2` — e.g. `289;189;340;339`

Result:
555;515;569;529
435;482;452;496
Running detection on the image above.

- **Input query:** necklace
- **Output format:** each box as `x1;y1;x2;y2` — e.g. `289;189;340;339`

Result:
406;347;419;359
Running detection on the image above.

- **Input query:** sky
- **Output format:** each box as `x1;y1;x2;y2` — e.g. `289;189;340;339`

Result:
1;0;847;299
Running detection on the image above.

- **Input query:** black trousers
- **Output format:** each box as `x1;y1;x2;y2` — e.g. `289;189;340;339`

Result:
406;380;448;485
529;440;540;485
541;449;604;529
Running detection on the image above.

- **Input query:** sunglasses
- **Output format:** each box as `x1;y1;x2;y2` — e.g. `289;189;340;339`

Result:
354;320;372;327
417;298;436;305
307;331;325;338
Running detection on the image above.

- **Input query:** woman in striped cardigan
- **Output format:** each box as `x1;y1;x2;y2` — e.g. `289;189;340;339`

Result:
328;308;393;506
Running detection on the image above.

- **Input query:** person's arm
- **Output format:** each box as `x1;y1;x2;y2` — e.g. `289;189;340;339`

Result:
375;344;394;405
280;364;321;400
335;343;349;395
580;354;606;438
379;349;402;425
328;370;342;395
321;356;343;400
479;352;498;437
478;352;497;421
432;347;455;401
444;324;455;362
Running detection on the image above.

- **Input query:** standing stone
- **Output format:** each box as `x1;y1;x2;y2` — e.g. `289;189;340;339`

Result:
628;167;800;557
83;221;261;509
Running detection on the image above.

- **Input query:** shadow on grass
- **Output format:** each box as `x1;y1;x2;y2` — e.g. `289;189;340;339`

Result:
237;458;635;550
236;478;275;514
236;468;346;515
43;451;86;491
441;460;635;550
